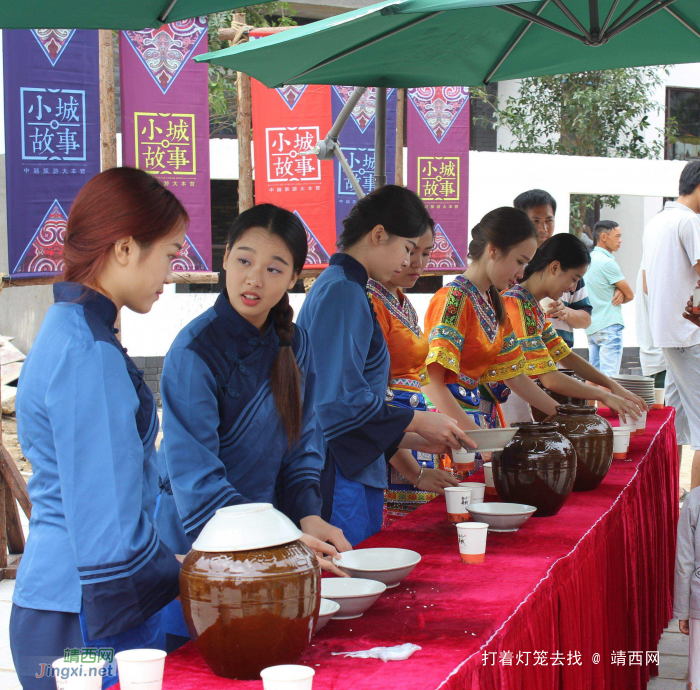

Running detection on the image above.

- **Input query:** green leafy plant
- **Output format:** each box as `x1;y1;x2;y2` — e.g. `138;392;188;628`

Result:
473;68;676;234
207;4;296;137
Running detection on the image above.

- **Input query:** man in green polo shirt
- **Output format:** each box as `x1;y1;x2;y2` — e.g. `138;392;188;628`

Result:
585;220;634;376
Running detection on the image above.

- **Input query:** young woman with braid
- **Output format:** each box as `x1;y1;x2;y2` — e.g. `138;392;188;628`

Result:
155;205;350;649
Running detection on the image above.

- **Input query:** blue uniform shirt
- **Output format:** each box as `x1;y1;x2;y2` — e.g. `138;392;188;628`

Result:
297;253;413;494
14;283;180;640
155;291;324;555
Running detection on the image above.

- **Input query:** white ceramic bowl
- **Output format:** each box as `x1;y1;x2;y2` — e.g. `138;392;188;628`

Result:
320;578;386;619
466;502;536;532
192;503;302;552
461;428;519;452
314;598;340;634
333;548;421;588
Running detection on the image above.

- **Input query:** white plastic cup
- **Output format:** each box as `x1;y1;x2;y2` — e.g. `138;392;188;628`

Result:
114;649;166;690
459;482;486;504
52;659;105;690
612;428;630;460
482;463;497;495
540;297;555;313
444;486;472;523
654;388;665;410
457;522;488;564
261;665;315;690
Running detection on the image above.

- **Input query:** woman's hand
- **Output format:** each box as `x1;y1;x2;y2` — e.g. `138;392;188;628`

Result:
609;381;648;411
300;515;352;553
602;392;641;425
683;292;700;328
299;532;350;578
411;410;476;450
546;300;568;321
416;468;459;494
680;619;690;635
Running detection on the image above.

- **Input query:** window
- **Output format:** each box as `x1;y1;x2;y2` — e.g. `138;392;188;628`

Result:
666;87;700;161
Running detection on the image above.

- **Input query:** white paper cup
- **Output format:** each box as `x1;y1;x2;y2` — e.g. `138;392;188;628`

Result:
654;388;665;409
444;486;473;523
540;297;555;313
115;650;166;690
452;448;476;471
457;522;488;564
612;428;630;460
459;482;486;504
482;463;497;495
52;659;105;690
261;665;315;690
635;410;647;435
693;287;700;314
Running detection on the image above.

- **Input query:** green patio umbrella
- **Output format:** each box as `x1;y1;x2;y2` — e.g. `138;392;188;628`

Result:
0;0;265;30
195;0;700;88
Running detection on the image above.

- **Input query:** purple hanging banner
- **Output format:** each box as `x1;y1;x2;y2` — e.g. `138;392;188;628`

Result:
3;30;100;277
407;87;469;270
332;87;396;238
119;19;211;271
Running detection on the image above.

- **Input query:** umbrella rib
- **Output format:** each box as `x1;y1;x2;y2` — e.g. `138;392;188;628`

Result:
287;11;442;83
605;0;678;38
665;6;700;40
600;0;621;35
484;0;551;84
551;0;593;40
499;5;588;42
589;0;600;34
158;0;180;22
602;0;643;32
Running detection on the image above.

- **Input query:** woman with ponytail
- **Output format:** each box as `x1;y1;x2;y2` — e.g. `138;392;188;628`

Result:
298;185;474;546
11;168;187;689
155;204;350;649
423;208;562;477
500;232;645;424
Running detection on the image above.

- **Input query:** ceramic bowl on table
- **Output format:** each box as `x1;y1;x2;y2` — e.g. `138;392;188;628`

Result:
460;428;518;452
314;598;340;634
333;548;421;588
466;502;537;532
320;578;386;619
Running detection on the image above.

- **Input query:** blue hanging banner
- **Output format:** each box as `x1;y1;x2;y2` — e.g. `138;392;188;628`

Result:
3;30;100;277
331;87;397;238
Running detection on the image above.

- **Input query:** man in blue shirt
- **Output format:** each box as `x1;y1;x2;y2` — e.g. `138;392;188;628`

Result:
514;189;592;347
585;221;634;376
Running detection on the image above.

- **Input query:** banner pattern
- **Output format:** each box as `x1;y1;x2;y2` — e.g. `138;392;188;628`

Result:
120;18;212;270
3;29;100;277
407;87;470;270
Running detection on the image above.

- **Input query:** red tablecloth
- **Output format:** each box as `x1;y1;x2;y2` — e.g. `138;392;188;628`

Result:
144;409;679;690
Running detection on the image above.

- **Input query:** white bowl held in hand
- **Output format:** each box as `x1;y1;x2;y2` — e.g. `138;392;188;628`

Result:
461;428;519;452
320;578;386;619
314;598;340;634
466;502;536;532
333;548;421;588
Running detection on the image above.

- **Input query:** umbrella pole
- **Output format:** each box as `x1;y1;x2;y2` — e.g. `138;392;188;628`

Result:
374;87;387;189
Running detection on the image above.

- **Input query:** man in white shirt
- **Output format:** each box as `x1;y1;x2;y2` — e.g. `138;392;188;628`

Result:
643;160;700;489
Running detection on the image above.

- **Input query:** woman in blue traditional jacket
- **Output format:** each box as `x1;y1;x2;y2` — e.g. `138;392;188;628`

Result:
155;204;351;648
297;185;474;546
11;168;188;689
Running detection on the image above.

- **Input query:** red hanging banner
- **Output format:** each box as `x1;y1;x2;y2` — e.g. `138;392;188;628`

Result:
250;29;335;269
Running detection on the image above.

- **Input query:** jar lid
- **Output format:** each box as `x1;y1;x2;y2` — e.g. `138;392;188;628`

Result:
191;503;302;553
555;404;596;414
512;421;559;432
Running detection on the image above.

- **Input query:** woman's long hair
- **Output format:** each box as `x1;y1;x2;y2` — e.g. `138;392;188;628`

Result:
522;233;591;281
225;204;307;444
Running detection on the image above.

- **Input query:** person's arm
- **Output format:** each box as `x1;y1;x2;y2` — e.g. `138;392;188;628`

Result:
506;374;559;416
160;346;251;540
683;282;700;327
47;341;180;640
673;495;698;630
388;449;459;494
423;364;481;432
547;302;592;329
612;279;634;305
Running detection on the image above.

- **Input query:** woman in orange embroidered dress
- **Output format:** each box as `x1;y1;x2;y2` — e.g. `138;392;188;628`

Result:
368;230;459;524
422;208;561;476
501;233;645;425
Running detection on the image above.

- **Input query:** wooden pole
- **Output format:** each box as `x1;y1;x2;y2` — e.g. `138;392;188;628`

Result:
99;30;117;171
231;15;254;213
395;89;405;186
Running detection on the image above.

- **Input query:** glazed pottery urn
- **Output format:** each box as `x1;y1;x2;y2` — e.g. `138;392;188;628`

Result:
531;370;587;422
494;422;577;516
548;405;614;491
180;504;320;680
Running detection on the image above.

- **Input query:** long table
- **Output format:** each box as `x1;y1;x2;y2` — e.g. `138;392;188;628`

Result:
145;408;679;690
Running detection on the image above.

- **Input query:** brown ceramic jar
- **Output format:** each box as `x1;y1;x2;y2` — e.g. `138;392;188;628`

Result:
180;540;320;680
493;422;577;517
549;404;613;491
531;370;587;422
